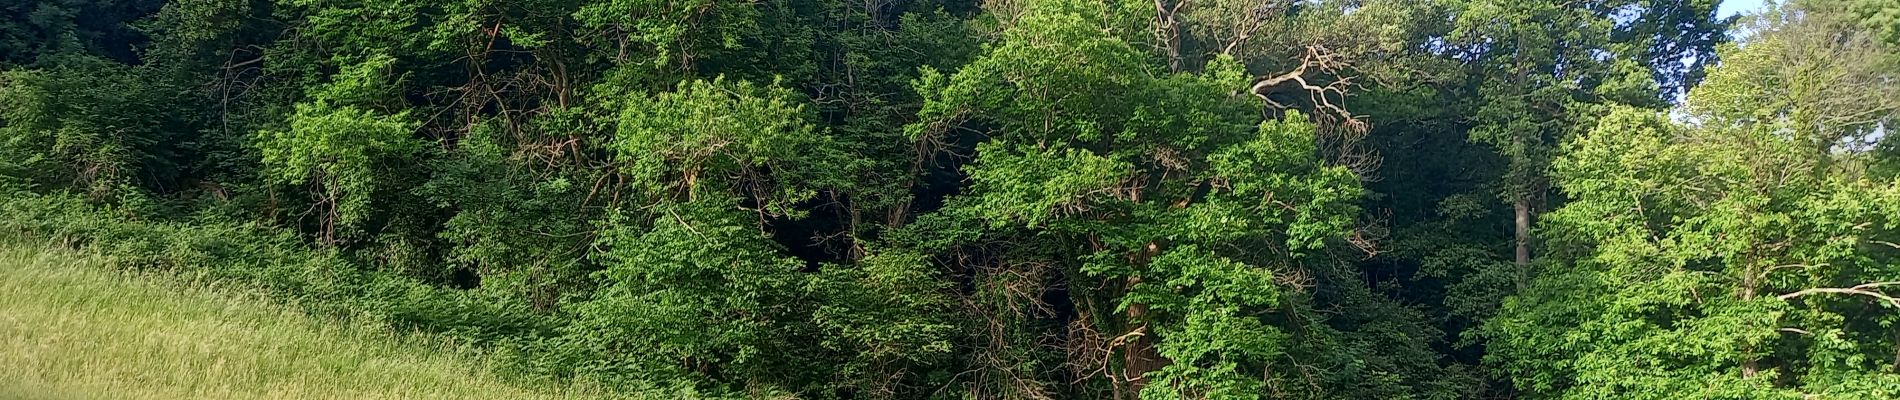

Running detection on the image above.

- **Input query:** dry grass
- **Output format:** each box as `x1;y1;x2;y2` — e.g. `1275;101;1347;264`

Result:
0;244;608;400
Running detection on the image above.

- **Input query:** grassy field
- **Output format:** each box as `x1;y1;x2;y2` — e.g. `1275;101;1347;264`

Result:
0;244;605;400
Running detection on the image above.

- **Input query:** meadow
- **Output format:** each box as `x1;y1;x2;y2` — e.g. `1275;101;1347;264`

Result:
0;243;604;400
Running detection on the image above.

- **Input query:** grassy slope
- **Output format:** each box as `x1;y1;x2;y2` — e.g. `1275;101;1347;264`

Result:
0;244;604;400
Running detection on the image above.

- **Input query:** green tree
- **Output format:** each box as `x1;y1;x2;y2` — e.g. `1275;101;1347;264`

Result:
1449;0;1727;288
255;55;423;245
567;77;956;396
0;57;196;198
899;1;1391;396
1487;4;1900;394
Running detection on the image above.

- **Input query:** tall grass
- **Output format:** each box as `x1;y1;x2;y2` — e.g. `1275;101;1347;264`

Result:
0;244;608;400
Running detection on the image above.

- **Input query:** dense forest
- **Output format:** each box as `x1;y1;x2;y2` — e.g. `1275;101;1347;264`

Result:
1;0;1898;398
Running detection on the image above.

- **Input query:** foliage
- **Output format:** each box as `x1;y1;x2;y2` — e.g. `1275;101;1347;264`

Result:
0;56;197;197
10;0;1900;398
1485;14;1900;394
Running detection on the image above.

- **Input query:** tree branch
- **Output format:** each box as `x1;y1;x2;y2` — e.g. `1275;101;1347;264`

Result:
1778;282;1900;307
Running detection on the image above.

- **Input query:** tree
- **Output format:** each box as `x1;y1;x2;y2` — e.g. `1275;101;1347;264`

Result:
255;55;422;245
1449;0;1727;289
900;1;1387;396
1692;1;1898;156
1488;106;1900;399
1486;4;1900;394
0;56;196;198
564;77;957;396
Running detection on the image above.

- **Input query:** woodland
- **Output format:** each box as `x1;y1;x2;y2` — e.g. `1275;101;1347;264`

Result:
2;0;1899;398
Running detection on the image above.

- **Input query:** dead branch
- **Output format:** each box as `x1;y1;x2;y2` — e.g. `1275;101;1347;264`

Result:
1778;282;1900;308
1249;45;1379;178
1153;0;1190;72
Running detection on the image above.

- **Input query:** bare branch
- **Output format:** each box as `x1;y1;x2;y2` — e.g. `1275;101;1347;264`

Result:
1778;282;1900;308
1248;45;1378;178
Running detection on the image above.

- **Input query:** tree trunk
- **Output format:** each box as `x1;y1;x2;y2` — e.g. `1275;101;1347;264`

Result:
1891;327;1899;372
1513;197;1531;291
1509;39;1532;293
1123;276;1164;397
320;181;340;247
1122;241;1169;397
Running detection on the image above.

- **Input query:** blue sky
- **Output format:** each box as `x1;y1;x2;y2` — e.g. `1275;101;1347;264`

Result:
1719;0;1769;19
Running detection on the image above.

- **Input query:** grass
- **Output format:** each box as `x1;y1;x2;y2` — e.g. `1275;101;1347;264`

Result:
0;243;607;400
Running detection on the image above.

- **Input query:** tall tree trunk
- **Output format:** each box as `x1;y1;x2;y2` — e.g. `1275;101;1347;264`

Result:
1123;276;1164;397
1513;197;1531;291
1122;242;1168;397
1509;39;1532;293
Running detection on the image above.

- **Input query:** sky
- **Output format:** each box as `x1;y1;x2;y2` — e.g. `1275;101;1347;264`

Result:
1719;0;1769;19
